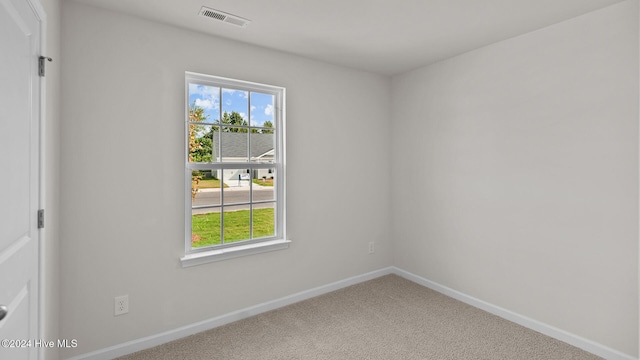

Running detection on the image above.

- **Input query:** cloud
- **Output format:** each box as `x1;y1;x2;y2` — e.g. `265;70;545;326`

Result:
265;104;273;116
222;89;248;98
194;98;215;110
189;84;220;111
190;84;218;98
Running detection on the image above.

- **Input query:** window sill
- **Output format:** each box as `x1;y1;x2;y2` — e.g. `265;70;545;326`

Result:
180;239;291;268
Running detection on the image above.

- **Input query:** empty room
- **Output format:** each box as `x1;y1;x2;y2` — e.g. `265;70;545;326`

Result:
1;0;638;359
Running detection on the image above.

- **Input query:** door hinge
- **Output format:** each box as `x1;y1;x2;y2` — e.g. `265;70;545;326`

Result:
37;209;45;229
38;56;52;77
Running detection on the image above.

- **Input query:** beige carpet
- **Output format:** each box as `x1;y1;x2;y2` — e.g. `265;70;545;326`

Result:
117;275;602;360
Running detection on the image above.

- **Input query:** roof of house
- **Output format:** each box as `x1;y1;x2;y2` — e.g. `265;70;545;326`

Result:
216;131;274;160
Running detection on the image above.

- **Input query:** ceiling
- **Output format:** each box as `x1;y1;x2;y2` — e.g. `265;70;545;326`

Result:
70;0;625;75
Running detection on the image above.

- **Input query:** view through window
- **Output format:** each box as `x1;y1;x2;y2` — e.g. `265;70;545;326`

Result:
185;73;284;254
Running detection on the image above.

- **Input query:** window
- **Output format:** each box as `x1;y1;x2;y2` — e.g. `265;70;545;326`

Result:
182;72;288;267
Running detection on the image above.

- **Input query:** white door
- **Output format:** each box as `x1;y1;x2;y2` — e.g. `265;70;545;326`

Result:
0;0;42;359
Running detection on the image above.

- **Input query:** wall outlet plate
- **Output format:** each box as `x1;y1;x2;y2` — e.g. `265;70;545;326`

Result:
115;295;129;316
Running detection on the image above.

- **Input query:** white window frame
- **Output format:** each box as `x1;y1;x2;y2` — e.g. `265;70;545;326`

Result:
181;72;288;267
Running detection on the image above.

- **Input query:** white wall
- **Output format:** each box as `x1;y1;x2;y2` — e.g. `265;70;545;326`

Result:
40;0;61;358
391;1;638;357
59;2;391;357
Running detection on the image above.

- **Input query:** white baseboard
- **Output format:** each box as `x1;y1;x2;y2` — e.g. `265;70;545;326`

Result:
68;266;636;360
391;267;637;360
67;267;395;360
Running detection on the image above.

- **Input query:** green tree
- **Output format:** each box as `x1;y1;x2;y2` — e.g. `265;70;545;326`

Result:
214;111;248;132
189;104;213;162
261;120;274;134
188;104;210;200
192;133;212;162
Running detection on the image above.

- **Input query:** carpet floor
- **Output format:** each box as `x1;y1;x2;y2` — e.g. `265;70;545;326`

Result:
117;274;602;359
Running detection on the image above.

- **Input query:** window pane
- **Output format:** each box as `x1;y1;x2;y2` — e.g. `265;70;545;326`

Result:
189;125;215;163
191;210;220;248
192;170;222;207
249;92;275;131
220;129;248;162
222;88;248;128
212;131;220;162
223;169;250;204
252;168;275;202
188;84;219;122
223;205;250;243
252;205;275;239
250;132;275;163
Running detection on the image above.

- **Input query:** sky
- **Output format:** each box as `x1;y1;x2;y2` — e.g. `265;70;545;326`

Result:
188;84;274;128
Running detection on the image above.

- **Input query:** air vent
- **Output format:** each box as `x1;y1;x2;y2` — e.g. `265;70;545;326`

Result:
198;7;251;28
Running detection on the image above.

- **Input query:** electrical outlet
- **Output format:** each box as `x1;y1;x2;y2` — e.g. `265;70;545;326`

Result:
114;295;129;316
368;242;375;254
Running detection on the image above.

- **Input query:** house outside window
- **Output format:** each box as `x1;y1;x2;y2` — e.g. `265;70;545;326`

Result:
182;72;287;266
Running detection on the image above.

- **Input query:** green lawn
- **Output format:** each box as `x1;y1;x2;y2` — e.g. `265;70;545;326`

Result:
197;178;228;188
252;178;274;187
192;208;274;247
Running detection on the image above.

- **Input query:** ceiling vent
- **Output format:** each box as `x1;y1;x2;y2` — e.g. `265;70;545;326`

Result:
198;7;251;28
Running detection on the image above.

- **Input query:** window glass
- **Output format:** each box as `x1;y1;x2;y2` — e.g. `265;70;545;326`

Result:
185;73;284;254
